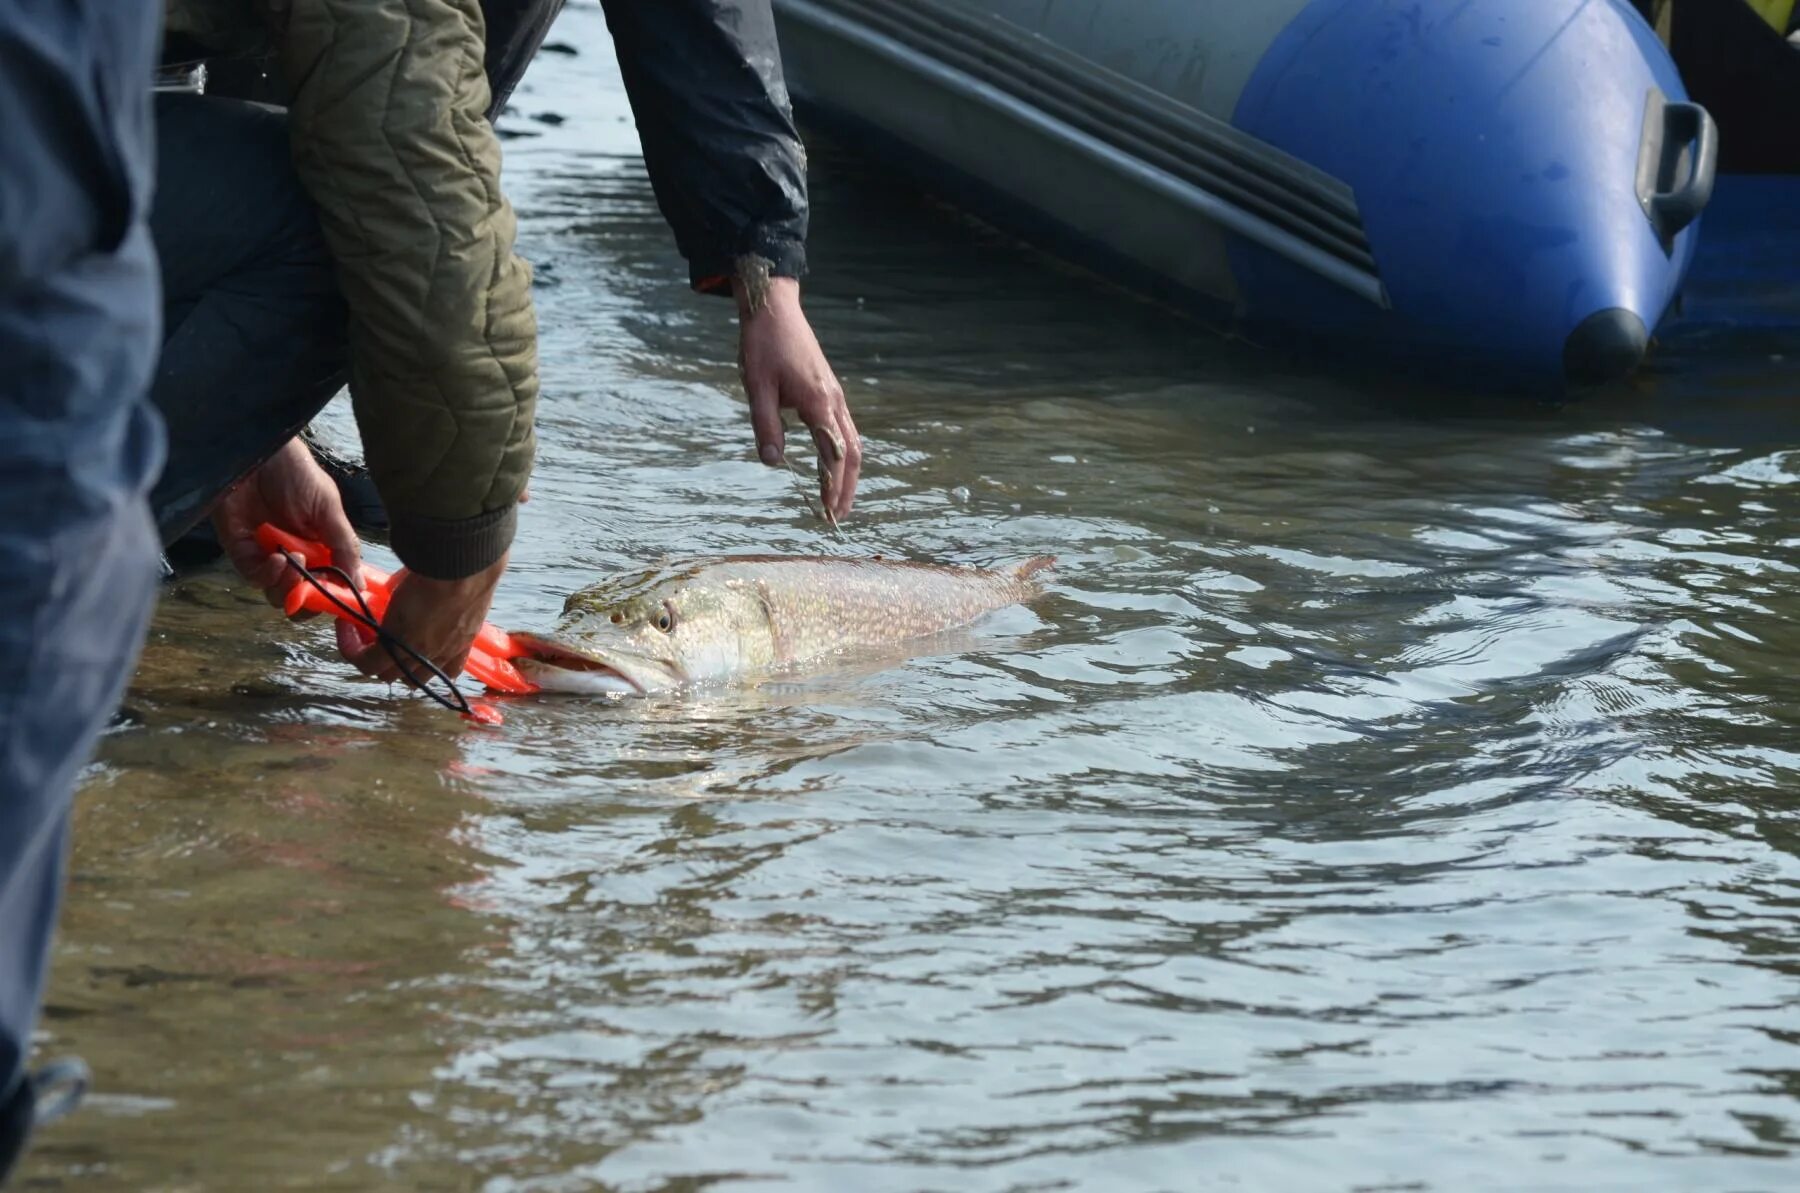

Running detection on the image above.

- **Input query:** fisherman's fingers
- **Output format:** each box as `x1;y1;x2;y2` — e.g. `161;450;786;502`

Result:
315;504;364;592
806;382;861;521
336;617;375;664
343;635;399;683
831;410;864;521
746;368;787;466
244;553;294;603
219;518;297;609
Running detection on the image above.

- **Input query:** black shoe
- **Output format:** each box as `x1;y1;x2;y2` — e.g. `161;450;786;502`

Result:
163;521;225;573
0;1058;89;1186
303;430;388;532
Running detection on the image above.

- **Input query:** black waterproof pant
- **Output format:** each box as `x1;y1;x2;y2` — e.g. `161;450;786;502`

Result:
145;91;348;546
0;0;164;1181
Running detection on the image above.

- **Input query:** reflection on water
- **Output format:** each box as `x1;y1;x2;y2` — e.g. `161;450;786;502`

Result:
27;7;1800;1189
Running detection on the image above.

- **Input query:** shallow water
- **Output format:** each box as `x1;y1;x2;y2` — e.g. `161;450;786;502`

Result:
25;9;1800;1190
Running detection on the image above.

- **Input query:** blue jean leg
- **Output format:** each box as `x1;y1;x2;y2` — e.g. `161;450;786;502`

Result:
0;0;164;1180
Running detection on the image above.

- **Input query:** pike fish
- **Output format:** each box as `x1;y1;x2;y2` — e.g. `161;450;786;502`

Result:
511;555;1053;696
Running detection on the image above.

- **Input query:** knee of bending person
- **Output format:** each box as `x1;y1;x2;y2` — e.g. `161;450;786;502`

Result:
281;207;342;315
153;93;343;311
258;156;338;303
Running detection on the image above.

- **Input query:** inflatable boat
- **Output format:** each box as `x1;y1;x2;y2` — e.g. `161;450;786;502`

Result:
771;0;1719;393
1652;0;1800;346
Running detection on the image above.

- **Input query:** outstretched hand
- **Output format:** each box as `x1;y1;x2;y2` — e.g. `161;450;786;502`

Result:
212;436;363;610
737;276;862;523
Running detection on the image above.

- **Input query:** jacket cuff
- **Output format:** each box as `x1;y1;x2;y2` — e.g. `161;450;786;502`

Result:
692;236;808;296
387;503;517;581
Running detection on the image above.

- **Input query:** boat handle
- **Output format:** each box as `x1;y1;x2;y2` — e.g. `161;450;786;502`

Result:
1636;90;1718;248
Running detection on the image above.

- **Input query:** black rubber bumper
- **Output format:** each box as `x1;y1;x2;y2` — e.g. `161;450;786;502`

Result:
1564;307;1649;387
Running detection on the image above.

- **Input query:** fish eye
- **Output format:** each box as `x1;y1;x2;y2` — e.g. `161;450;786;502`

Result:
655;600;676;633
609;612;623;625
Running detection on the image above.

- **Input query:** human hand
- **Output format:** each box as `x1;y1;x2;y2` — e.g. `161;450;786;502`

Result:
212;436;363;610
339;553;508;684
736;276;863;523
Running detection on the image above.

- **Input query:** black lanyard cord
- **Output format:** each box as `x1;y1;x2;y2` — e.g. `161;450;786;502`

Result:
274;549;477;717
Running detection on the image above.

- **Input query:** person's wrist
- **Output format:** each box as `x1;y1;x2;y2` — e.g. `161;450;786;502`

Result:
408;554;506;596
733;272;801;322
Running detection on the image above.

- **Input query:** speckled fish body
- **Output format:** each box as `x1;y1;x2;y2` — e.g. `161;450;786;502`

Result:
511;555;1052;696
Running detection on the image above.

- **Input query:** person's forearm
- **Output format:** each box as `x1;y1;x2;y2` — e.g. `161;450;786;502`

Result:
599;0;810;294
278;0;538;579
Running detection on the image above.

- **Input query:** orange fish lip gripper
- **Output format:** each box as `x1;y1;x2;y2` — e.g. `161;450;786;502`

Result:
253;524;540;718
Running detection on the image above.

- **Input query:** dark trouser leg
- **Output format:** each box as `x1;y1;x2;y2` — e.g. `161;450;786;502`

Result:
148;4;563;547
146;93;348;548
0;0;163;1181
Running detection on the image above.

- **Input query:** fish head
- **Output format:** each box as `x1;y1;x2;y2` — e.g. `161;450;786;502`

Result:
511;563;775;696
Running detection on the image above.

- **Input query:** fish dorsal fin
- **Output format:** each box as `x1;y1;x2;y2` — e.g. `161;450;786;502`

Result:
1014;556;1056;583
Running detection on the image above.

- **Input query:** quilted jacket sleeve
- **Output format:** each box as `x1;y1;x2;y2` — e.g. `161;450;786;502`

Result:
598;0;810;295
275;0;538;579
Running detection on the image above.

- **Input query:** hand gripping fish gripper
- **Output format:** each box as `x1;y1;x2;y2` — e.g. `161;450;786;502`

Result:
254;524;541;718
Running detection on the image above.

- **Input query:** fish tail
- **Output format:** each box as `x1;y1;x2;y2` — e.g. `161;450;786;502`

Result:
1013;556;1056;586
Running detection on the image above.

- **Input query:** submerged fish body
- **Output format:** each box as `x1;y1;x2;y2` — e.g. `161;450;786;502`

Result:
511;554;1052;696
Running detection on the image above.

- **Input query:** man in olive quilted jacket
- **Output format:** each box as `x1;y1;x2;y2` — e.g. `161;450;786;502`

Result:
153;0;862;682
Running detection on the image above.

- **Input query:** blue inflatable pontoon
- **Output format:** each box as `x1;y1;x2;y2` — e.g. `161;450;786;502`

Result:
772;0;1718;393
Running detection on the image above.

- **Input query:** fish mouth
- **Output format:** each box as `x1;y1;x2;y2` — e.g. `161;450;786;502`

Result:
509;634;675;697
